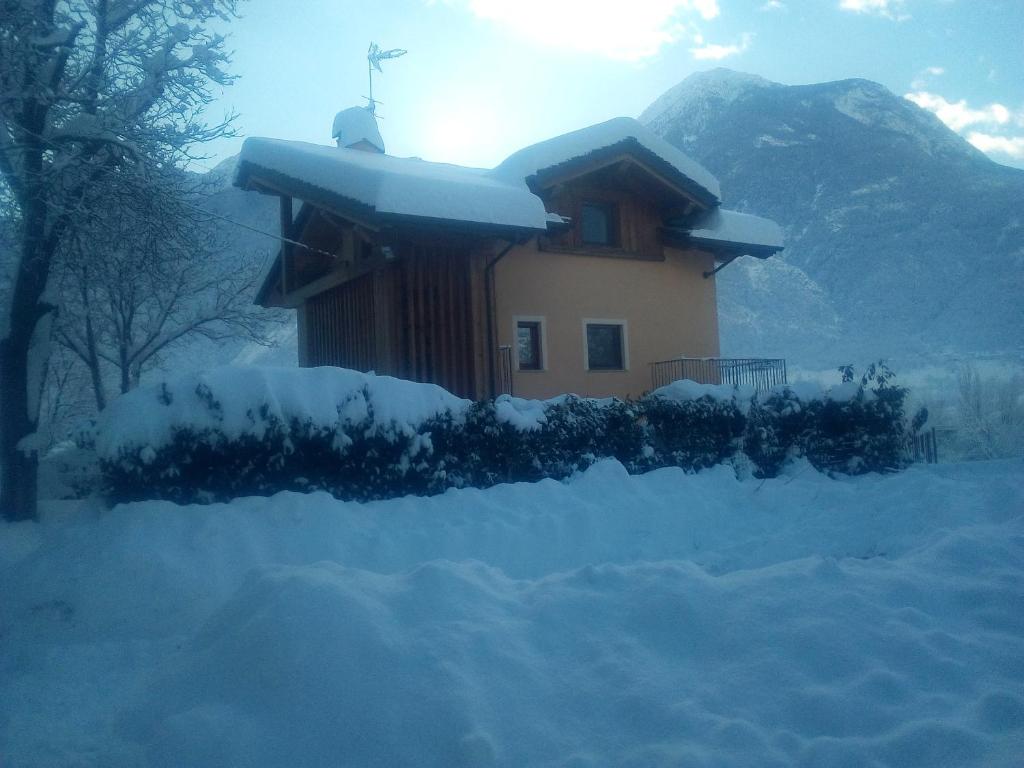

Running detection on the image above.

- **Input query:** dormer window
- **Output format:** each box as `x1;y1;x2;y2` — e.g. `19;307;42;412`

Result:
580;202;618;246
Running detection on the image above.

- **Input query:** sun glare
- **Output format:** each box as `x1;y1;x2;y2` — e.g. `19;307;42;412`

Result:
418;104;510;168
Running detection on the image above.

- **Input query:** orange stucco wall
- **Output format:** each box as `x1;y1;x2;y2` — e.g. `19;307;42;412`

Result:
494;243;721;400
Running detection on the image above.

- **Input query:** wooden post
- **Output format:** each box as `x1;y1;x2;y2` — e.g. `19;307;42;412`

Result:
280;195;293;295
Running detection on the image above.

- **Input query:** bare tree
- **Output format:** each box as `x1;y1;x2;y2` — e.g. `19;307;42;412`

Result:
0;0;238;520
955;366;1024;460
54;169;269;411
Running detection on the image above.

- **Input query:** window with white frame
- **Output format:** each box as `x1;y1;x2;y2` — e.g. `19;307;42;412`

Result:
584;320;627;371
515;317;546;371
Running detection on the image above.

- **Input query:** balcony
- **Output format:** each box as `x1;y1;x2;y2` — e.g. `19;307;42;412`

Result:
651;357;788;392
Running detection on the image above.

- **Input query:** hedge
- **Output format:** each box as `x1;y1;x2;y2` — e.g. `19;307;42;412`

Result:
94;365;913;504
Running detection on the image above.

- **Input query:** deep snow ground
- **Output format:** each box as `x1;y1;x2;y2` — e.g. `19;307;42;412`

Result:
1;459;1023;767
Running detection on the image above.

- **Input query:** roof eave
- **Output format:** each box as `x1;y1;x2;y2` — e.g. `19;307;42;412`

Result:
661;226;784;259
690;236;784;259
234;160;380;229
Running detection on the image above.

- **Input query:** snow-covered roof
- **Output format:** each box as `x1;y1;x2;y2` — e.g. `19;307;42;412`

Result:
491;117;721;204
236;117;785;252
331;106;385;153
682;208;784;253
236;138;549;231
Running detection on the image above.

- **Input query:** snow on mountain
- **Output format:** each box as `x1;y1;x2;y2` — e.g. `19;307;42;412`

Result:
642;69;780;139
642;69;1024;369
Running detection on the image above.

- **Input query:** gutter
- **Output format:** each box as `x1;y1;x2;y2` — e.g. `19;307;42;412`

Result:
484;236;527;397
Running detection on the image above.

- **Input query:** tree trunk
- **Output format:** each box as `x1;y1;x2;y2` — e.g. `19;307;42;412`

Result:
0;334;39;521
1;182;53;521
84;314;107;411
119;345;130;395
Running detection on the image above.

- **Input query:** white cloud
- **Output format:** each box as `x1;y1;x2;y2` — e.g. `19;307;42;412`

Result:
760;0;786;10
905;90;1024;164
904;91;1011;132
459;0;721;60
690;32;752;61
967;132;1024;160
838;0;909;21
910;66;945;90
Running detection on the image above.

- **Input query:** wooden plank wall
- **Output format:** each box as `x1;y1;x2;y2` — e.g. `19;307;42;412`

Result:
299;241;482;400
305;272;377;371
394;243;477;399
544;181;663;259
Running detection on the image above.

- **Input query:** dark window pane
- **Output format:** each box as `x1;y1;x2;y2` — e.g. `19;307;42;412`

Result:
581;203;613;245
517;321;541;370
586;324;624;370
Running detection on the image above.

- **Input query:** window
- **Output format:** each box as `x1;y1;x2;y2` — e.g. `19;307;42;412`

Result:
580;202;617;246
585;322;626;371
516;319;544;371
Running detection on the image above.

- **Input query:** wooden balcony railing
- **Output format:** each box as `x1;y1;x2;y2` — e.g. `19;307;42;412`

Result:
651;357;788;392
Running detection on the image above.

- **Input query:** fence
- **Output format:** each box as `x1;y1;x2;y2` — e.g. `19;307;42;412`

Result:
651;357;788;392
907;427;939;464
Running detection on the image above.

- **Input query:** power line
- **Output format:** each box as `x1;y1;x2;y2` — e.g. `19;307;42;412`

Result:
181;200;340;260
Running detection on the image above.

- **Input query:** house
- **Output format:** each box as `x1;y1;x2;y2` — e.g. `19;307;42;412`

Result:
235;106;783;400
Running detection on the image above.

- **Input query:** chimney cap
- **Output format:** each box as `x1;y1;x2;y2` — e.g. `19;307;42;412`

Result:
332;106;385;153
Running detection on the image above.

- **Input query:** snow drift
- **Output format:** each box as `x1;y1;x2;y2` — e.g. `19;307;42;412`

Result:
2;458;1023;766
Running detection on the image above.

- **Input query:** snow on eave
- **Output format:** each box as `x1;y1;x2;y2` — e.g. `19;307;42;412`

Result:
490;116;721;204
234;137;549;232
682;208;784;254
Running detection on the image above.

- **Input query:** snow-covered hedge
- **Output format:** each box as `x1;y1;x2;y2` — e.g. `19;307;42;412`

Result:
96;366;911;504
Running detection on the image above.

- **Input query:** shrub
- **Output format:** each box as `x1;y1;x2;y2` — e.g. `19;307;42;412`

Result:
802;363;910;473
744;387;813;478
640;390;746;472
96;365;915;505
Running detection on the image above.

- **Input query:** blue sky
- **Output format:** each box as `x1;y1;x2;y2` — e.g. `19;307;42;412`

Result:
204;0;1024;170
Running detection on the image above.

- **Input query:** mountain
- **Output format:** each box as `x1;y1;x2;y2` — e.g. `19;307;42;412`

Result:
641;68;1024;370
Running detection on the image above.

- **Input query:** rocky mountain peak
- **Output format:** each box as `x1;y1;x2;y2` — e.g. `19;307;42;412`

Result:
643;70;984;165
640;69;1024;366
641;68;778;137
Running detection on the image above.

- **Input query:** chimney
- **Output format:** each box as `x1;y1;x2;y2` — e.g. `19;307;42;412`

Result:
332;106;385;153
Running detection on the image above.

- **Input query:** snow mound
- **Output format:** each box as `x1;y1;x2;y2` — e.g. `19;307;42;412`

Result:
651;377;756;406
94;366;470;461
686;207;785;251
2;459;1023;766
331;105;384;152
493;393;548;431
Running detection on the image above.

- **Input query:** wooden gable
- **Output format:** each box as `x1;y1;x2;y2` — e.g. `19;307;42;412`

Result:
538;157;702;260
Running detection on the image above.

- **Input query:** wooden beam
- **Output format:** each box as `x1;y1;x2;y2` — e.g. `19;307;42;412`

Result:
243;168;381;232
280;195;293;294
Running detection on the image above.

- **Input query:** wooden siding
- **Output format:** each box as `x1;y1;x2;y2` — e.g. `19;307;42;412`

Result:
541;177;665;260
305;272;377;371
299;240;483;399
393;243;477;398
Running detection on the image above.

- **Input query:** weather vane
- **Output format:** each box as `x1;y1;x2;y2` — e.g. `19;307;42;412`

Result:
365;42;407;115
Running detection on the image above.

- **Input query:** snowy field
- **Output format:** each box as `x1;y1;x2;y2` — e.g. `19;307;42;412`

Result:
2;459;1023;767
